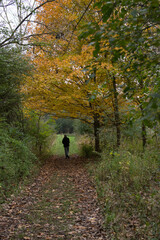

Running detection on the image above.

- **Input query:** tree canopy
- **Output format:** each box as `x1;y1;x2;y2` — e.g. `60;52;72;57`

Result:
1;0;158;150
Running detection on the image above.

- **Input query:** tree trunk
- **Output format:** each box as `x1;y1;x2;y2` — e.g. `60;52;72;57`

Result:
92;67;100;152
112;76;121;148
139;78;147;151
140;103;147;151
142;121;147;151
94;113;100;152
36;114;42;155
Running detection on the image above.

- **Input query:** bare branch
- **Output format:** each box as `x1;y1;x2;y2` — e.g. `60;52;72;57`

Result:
1;0;13;31
25;19;50;29
63;0;94;54
0;0;14;8
0;0;55;48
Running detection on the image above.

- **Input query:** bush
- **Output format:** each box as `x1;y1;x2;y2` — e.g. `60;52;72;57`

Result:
0;124;37;202
77;134;94;157
91;145;160;239
25;112;55;157
74;119;93;135
98;149;159;190
80;144;94;157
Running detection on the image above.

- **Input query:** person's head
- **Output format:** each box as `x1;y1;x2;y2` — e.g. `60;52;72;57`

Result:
64;134;67;137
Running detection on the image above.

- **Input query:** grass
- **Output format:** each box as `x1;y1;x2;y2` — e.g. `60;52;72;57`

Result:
51;134;79;156
88;138;160;239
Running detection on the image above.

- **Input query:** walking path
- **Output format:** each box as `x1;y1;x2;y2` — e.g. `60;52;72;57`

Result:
0;156;107;239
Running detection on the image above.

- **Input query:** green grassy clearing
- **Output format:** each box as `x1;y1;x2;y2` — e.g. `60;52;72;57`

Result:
51;134;79;156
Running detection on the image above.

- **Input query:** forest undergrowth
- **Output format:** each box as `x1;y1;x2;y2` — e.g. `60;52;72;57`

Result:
88;138;160;239
1;133;160;239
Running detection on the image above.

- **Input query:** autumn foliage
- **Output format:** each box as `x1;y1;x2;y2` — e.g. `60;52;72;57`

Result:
23;0;131;151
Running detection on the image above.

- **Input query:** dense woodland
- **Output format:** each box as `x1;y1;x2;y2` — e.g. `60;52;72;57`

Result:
0;0;160;239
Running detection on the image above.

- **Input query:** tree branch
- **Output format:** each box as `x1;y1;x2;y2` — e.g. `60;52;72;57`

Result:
0;0;14;8
63;0;94;54
0;0;55;48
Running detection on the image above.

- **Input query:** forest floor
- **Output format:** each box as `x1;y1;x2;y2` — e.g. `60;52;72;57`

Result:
0;155;107;240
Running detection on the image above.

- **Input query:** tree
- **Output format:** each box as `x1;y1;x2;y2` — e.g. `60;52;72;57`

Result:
0;0;56;48
0;47;32;126
23;0;132;151
55;118;74;134
22;0;101;151
23;0;159;151
23;45;106;151
79;0;160;148
74;119;93;135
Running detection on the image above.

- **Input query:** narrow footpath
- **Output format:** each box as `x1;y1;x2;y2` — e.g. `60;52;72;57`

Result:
0;156;107;240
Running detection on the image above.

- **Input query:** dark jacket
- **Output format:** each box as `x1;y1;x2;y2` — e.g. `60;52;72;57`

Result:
62;136;70;147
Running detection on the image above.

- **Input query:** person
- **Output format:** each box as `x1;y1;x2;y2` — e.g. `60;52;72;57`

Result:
62;135;70;158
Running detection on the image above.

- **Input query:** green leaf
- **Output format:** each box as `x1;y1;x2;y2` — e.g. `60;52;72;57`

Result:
89;73;96;79
151;101;158;109
150;0;159;7
93;41;100;57
88;41;96;46
89;95;96;101
109;37;116;45
78;31;90;40
120;8;127;18
94;1;103;8
95;30;103;40
131;10;138;17
143;119;153;128
82;68;88;73
85;79;90;84
124;86;130;93
102;6;113;22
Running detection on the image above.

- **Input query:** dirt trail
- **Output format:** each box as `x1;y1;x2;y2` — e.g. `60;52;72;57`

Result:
0;156;107;240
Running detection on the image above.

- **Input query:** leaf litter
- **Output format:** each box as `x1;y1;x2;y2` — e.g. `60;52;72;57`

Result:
0;156;106;239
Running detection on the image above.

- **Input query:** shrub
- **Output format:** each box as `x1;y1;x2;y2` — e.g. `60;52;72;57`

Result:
91;146;160;239
80;144;94;157
25;112;55;157
78;134;94;157
97;149;159;190
0;124;37;202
